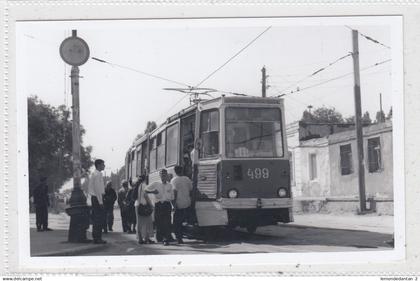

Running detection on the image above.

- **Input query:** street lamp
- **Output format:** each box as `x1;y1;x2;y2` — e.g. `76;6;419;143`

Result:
59;30;91;242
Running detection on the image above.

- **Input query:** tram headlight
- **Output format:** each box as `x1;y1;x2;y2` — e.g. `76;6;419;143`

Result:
228;189;238;198
277;188;287;198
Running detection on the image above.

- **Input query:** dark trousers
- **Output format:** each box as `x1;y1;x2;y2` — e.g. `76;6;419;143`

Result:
91;196;105;241
173;207;189;240
127;205;136;231
104;206;114;231
35;205;48;230
154;201;172;242
119;205;129;232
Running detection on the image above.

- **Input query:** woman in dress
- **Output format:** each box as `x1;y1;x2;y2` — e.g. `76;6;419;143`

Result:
136;176;155;244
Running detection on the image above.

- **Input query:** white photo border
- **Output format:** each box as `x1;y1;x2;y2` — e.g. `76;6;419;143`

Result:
2;1;419;275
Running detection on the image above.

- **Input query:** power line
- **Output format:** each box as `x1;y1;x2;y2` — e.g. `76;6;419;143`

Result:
155;93;190;123
91;57;192;88
292;59;391;94
194;26;272;88
275;59;391;97
275;53;352;96
345;26;391;49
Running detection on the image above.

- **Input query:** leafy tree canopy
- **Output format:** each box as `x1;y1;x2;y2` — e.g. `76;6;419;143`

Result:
144;121;157;134
376;110;386;123
301;106;344;124
133;120;157;143
28;96;93;193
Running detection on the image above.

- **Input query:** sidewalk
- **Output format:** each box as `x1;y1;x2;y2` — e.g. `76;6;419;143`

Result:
30;211;394;256
289;213;394;234
30;212;106;256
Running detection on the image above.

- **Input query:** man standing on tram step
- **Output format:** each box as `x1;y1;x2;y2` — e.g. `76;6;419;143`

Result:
170;165;193;244
103;181;117;233
88;159;107;244
145;169;174;246
118;180;130;233
32;176;52;232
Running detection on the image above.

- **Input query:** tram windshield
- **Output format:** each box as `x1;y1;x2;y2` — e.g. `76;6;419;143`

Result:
225;107;284;158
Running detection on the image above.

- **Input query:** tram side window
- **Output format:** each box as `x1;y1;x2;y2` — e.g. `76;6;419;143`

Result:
200;110;219;158
166;123;179;166
157;131;166;169
131;150;136;180
149;137;157;172
136;148;142;177
125;153;131;180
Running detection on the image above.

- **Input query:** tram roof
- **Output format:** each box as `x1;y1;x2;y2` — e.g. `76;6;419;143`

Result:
130;95;283;150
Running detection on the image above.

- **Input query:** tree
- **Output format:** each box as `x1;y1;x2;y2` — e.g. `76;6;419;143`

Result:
344;111;372;125
301;106;344;124
362;111;372;125
133;121;157;143
386;107;392;120
144;121;157;134
28;96;93;194
376;110;386;123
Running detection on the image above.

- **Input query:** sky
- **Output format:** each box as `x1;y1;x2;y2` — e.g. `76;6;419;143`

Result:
17;17;398;178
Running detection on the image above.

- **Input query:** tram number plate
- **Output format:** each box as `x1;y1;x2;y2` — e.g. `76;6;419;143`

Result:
247;168;270;179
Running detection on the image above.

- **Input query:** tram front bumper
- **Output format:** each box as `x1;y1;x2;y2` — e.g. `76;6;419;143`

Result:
219;198;293;209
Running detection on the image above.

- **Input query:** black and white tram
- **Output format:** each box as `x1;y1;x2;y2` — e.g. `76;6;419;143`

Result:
125;95;293;233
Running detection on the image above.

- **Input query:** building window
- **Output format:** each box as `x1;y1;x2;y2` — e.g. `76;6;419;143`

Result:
340;144;353;175
368;137;382;173
309;153;317;180
288;151;295;186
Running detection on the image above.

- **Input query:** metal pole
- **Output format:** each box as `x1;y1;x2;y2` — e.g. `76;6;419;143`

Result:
71;66;82;190
352;29;367;213
261;66;266;98
66;30;89;242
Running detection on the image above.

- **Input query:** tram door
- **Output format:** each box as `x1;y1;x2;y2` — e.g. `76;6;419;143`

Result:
180;114;196;179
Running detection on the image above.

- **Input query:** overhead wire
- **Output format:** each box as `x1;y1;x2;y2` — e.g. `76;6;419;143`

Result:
281;59;391;95
194;26;272;88
345;25;391;49
275;53;352;96
91;57;193;88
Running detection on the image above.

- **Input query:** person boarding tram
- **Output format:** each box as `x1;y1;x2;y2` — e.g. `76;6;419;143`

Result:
145;169;174;246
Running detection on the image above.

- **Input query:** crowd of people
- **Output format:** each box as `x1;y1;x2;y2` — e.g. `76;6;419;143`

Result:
87;159;194;246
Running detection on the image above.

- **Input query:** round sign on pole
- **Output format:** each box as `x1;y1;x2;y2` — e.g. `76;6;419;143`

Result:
60;35;90;66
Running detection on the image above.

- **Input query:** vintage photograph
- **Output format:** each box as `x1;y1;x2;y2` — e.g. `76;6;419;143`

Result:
16;16;403;262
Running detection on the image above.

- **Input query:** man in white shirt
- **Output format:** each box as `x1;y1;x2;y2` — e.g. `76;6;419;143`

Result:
88;159;106;244
170;165;193;244
145;169;174;246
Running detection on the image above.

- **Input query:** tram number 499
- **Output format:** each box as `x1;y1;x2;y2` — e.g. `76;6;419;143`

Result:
247;168;270;179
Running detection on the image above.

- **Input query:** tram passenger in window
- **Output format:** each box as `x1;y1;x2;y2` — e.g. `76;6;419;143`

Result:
183;144;194;179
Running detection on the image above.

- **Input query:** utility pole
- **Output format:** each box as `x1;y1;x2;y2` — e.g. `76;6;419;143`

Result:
351;29;367;213
261;66;267;98
60;30;91;242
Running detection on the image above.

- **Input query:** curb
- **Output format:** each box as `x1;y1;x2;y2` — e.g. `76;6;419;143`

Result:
32;242;108;257
283;223;393;235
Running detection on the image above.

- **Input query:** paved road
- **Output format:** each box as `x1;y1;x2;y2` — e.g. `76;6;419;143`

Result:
31;209;393;256
81;210;393;256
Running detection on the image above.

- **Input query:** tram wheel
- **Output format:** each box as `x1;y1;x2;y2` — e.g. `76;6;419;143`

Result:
246;225;257;234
